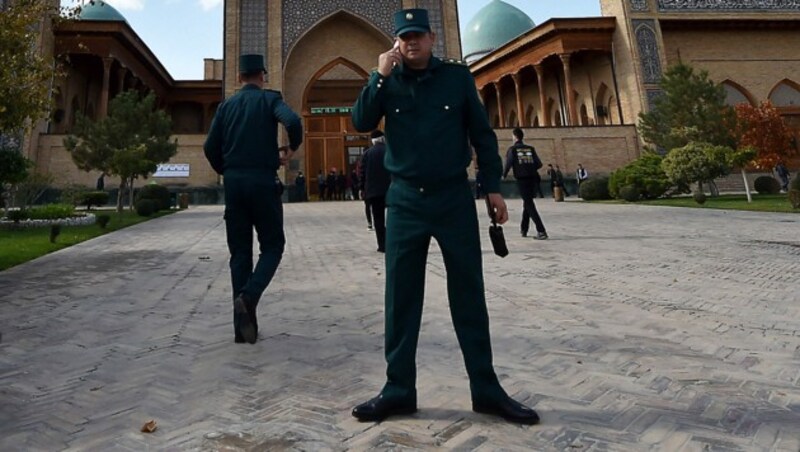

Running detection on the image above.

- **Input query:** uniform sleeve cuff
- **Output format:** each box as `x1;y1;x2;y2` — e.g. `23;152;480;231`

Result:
369;71;387;91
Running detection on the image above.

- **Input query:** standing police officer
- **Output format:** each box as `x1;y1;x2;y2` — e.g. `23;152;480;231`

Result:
351;9;539;425
504;128;548;240
203;54;302;344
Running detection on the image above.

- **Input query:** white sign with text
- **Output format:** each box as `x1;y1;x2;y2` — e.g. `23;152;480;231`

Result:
154;164;190;178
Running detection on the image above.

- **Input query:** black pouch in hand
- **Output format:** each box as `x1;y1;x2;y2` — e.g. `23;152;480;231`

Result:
275;176;285;196
485;198;509;258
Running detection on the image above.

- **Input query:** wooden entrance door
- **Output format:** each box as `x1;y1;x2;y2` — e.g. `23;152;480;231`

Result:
305;115;346;198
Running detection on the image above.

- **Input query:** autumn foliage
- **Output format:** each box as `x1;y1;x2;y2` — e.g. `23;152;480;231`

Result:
734;101;796;170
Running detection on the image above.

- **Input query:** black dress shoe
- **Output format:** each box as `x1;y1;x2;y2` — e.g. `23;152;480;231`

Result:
245;295;259;338
473;396;540;425
352;394;417;422
234;293;256;344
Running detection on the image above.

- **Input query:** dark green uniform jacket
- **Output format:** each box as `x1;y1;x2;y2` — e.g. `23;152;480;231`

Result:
204;85;302;174
352;57;501;192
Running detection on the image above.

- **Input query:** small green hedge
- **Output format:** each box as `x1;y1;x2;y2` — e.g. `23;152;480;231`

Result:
79;191;110;209
753;176;781;195
28;204;75;220
96;214;111;228
790;174;800;209
6;209;28;222
693;191;707;205
579;176;611;200
135;199;158;217
619;185;640;202
609;152;671;200
136;184;171;212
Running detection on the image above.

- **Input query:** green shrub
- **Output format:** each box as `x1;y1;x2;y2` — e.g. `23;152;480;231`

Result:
96;214;111;228
579;176;611;200
753;176;780;195
135;199;157;217
790;175;800;209
693;191;707;205
789;190;800;209
6;209;29;222
661;141;733;190
49;224;61;243
80;191;110;209
136;184;171;212
620;185;640;202
609;152;671;200
59;184;89;206
27;204;75;220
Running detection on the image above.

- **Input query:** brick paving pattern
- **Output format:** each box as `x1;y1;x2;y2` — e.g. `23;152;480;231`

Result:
1;200;798;451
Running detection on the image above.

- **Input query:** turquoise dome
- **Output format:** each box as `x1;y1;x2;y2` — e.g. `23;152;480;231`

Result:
78;1;127;22
462;0;535;63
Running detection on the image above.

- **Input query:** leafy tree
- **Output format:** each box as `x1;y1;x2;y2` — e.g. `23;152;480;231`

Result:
0;148;33;213
734;101;796;170
0;0;59;134
14;171;55;208
729;148;758;203
64;91;177;212
661;142;733;196
639;64;736;151
608;151;672;200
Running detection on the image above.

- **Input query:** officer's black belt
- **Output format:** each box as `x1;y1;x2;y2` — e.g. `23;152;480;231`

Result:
391;173;467;194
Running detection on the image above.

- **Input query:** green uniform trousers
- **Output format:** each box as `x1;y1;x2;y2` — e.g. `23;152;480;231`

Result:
223;170;285;311
381;176;504;403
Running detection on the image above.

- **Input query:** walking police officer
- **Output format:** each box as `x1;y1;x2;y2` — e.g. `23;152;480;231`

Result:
359;130;391;252
504;128;548;240
204;54;302;344
351;9;539;425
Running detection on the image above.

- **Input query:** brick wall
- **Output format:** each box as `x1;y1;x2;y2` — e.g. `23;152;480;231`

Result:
36;134;217;188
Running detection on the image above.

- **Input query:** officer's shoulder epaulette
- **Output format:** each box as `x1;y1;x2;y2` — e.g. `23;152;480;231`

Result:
442;58;468;67
264;88;283;95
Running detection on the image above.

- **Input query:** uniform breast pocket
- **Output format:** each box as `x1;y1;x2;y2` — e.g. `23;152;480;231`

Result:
427;99;464;132
387;95;415;117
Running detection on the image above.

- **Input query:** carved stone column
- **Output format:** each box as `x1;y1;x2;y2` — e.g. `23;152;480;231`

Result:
534;64;549;127
116;67;127;94
98;57;114;119
477;85;486;107
494;81;505;128
560;53;578;126
512;72;525;127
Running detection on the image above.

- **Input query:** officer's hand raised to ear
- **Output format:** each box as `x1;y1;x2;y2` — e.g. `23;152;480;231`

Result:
378;40;402;77
486;193;508;224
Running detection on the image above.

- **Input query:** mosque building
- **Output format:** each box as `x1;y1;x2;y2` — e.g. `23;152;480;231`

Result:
19;0;800;197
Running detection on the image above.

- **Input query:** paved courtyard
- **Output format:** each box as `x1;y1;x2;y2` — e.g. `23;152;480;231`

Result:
1;199;799;451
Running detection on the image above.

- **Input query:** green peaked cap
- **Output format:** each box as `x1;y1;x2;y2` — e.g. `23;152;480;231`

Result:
393;9;431;36
239;54;265;74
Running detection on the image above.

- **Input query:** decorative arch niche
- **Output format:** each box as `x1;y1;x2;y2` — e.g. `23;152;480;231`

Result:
722;80;755;106
284;10;391;113
302;57;369;112
595;83;609;125
525;105;535;127
769;80;800;107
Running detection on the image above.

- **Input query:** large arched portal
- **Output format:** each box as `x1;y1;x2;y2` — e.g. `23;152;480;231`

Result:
284;11;392;198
